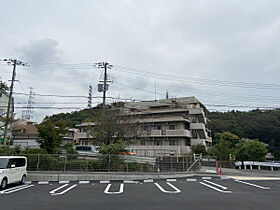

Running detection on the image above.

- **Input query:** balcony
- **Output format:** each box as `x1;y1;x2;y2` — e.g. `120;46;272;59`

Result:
190;123;206;130
189;108;204;115
140;129;191;137
166;129;191;137
76;132;90;139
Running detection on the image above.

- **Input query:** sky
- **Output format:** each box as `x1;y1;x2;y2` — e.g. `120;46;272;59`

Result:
0;0;280;122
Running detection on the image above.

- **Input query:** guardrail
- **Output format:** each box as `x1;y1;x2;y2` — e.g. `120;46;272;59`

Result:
235;161;280;171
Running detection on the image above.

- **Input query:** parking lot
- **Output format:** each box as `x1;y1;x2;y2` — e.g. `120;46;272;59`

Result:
1;176;280;210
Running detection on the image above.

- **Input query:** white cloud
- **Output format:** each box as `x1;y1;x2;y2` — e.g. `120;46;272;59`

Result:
0;0;280;122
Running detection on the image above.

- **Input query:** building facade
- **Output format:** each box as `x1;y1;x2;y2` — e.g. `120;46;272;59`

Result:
73;97;211;157
0;90;14;144
123;97;212;156
12;119;40;148
75;122;95;145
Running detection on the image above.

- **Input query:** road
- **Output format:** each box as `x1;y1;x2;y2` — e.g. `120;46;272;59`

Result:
1;176;280;210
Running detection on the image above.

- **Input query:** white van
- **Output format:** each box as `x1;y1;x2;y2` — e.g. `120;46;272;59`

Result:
0;156;27;189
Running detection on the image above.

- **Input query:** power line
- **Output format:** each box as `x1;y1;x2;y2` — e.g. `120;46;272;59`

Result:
19;61;280;90
114;65;280;90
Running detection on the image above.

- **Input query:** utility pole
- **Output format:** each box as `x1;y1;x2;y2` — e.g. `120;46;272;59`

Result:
1;59;28;145
93;62;113;109
166;90;169;99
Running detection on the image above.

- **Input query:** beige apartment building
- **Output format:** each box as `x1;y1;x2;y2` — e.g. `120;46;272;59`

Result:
124;97;212;156
75;97;212;157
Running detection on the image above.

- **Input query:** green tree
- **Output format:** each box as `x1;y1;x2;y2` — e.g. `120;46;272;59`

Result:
0;81;9;93
37;119;66;154
191;144;207;155
99;140;127;155
90;108;138;145
235;140;267;161
214;131;240;148
208;141;234;160
64;143;77;155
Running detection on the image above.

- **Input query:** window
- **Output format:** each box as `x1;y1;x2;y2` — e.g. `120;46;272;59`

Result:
169;125;175;130
141;126;148;131
155;140;162;146
155;125;162;130
15;158;26;167
185;138;191;146
7;159;17;168
170;140;178;146
141;140;145;145
185;123;190;130
0;158;9;169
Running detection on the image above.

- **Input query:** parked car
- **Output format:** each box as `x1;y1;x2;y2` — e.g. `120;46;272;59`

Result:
0;156;27;189
73;145;100;155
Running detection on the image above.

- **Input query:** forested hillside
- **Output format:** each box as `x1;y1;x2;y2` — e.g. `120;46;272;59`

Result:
208;109;280;156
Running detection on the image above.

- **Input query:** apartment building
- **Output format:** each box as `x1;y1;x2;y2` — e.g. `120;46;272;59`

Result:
74;96;211;157
124;97;212;156
12;119;40;148
75;122;95;145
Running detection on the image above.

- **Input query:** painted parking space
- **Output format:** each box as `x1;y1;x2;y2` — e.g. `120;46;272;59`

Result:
49;184;78;195
1;178;280;197
154;182;181;194
1;179;280;210
0;184;34;194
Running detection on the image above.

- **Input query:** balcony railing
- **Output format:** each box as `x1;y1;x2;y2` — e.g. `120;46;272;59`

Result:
190;123;206;130
140;129;191;137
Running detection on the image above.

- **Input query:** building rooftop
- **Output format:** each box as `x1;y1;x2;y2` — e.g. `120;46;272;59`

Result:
124;96;207;112
76;122;96;127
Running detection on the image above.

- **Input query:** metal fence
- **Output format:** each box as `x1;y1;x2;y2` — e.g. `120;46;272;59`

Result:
1;154;199;173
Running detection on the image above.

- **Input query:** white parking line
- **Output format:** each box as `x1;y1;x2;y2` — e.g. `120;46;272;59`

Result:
221;176;230;180
202;177;212;180
123;180;139;184
104;183;124;195
200;182;232;193
25;181;32;184
59;181;69;184
144;179;153;183
203;180;228;190
50;184;77;195
50;184;69;194
166;179;176;182
0;185;34;194
154;182;181;194
186;179;197;182
0;185;25;194
79;181;90;184
235;180;270;190
38;181;49;185
100;181;110;184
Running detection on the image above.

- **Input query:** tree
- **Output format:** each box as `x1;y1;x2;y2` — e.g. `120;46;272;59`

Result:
37;119;66;154
235;140;267;161
99;140;127;154
0;81;9;93
214;131;240;148
90;108;138;146
191;144;207;156
208;140;234;160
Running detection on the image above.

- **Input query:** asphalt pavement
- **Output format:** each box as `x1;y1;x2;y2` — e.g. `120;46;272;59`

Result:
1;177;280;210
